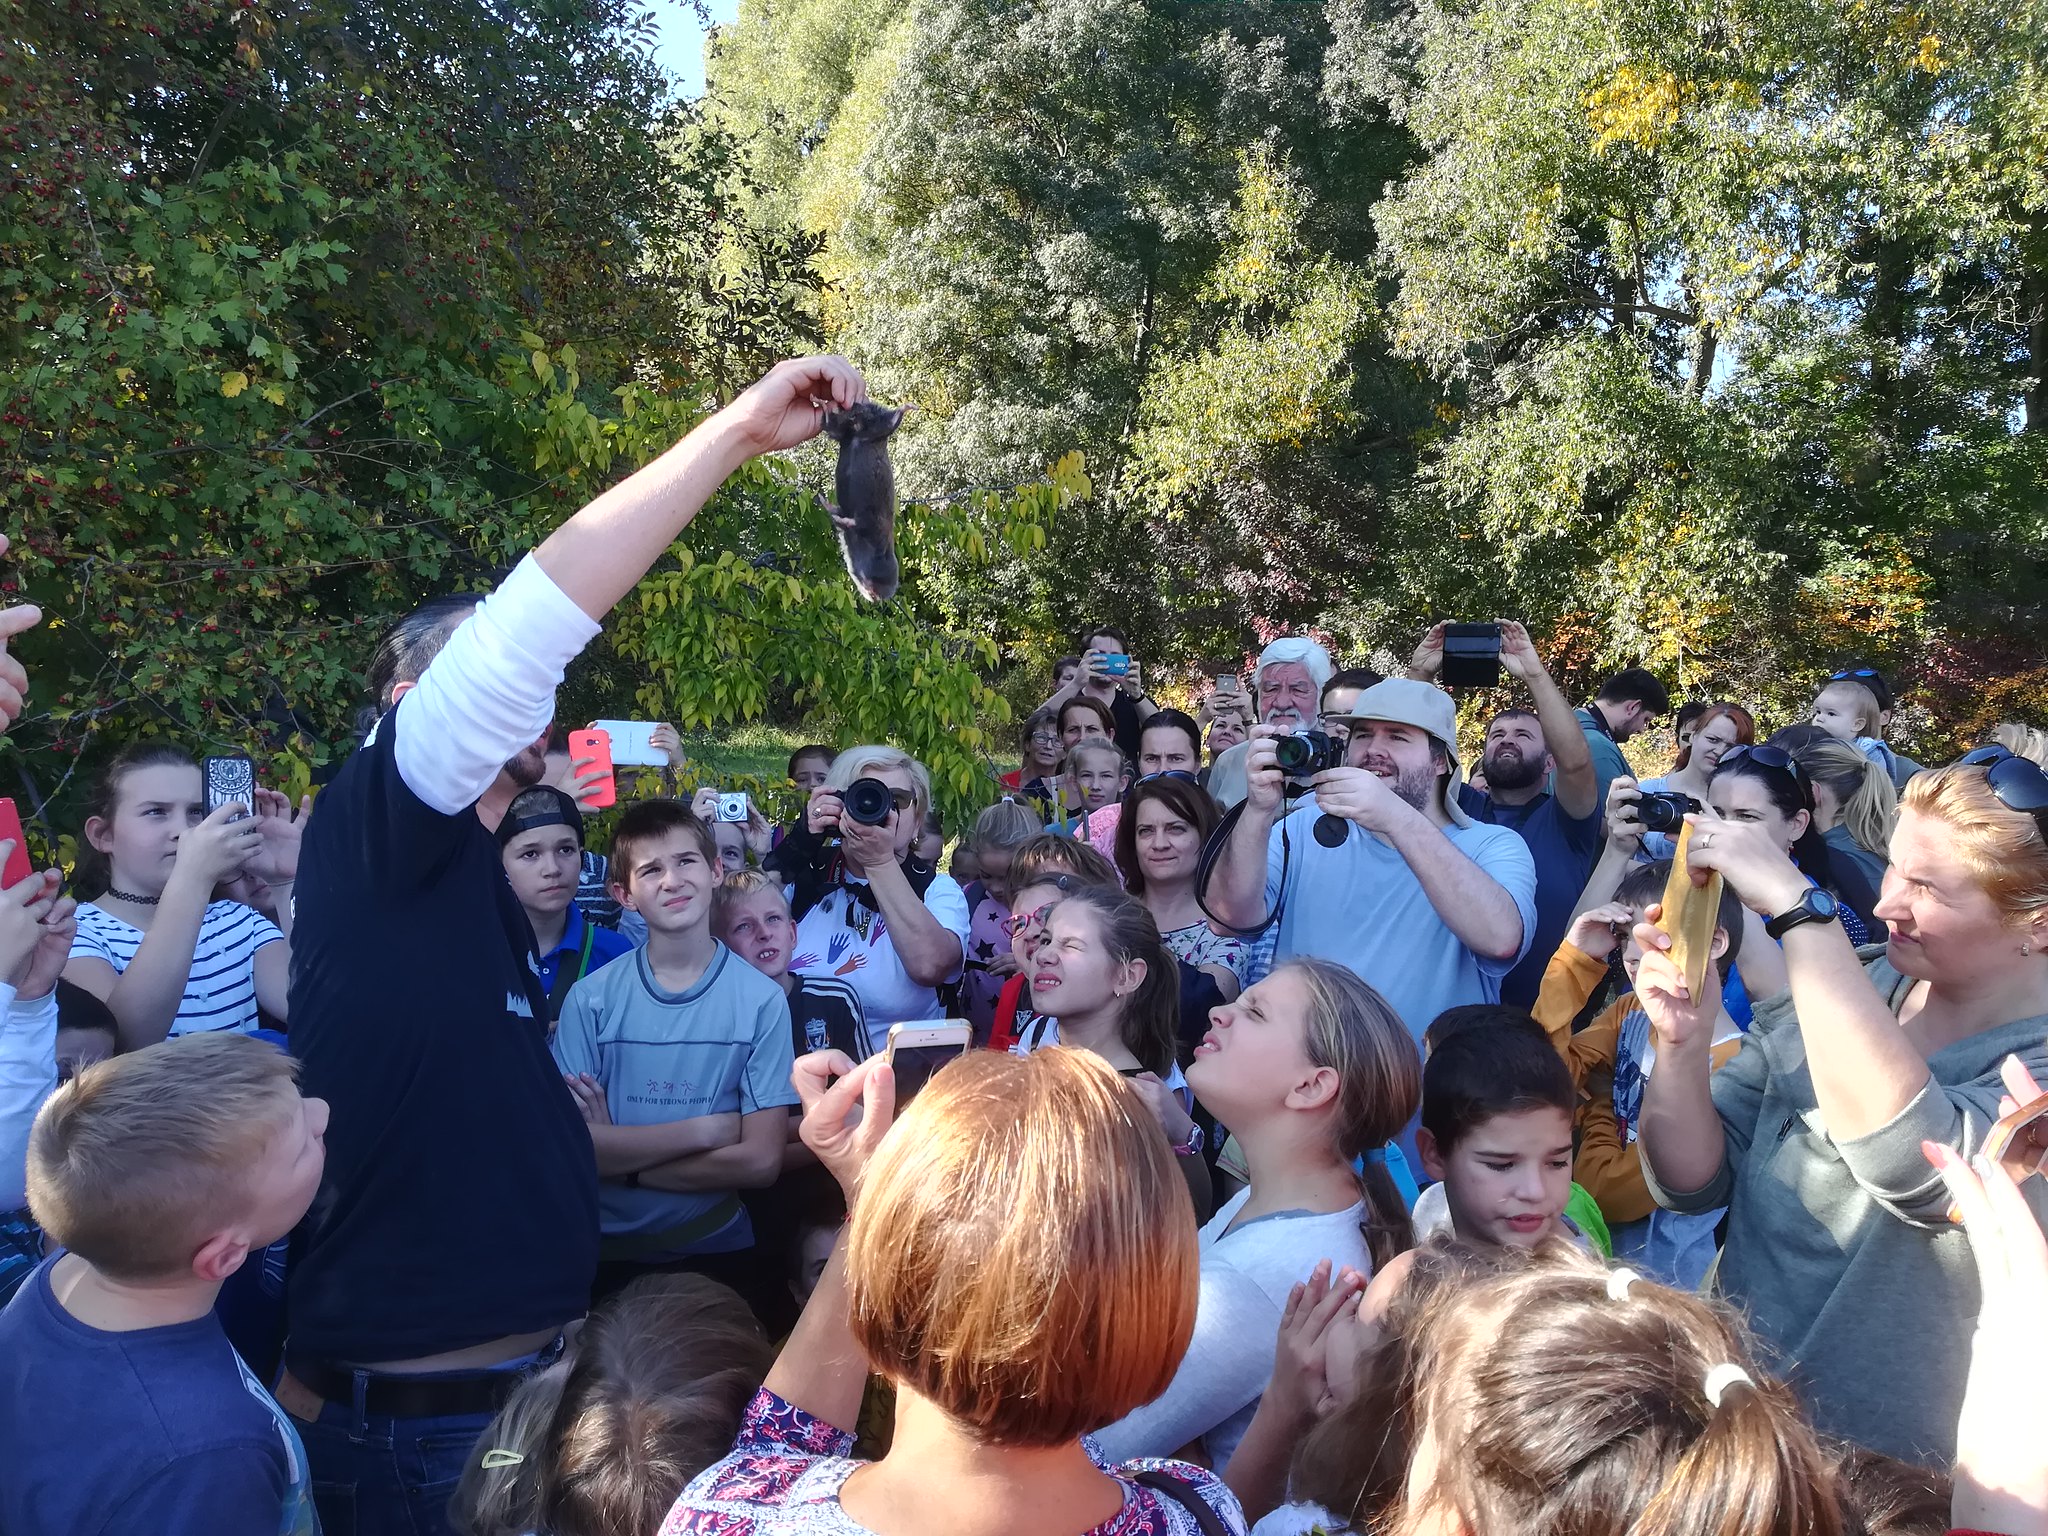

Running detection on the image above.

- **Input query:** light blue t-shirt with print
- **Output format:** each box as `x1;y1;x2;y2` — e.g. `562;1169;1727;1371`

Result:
553;944;798;1258
1261;802;1538;1044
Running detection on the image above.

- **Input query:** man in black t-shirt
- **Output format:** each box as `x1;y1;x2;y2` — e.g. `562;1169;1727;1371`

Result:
1036;623;1158;759
274;356;869;1536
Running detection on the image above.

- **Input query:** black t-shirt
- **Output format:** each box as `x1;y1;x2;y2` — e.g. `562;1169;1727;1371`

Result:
1108;691;1144;759
786;974;867;1061
1457;784;1601;1009
285;706;597;1361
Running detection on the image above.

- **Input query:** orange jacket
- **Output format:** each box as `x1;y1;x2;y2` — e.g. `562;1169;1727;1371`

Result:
1533;943;1744;1225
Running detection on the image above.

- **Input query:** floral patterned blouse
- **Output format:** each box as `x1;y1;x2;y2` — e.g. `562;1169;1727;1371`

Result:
661;1388;1246;1536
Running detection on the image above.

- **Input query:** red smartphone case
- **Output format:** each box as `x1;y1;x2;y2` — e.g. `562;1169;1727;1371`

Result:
568;728;617;809
0;798;32;889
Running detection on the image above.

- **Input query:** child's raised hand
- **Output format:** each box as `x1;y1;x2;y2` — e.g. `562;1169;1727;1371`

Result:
173;800;266;888
1267;1260;1368;1427
1630;914;1715;1053
1567;902;1635;962
0;863;59;981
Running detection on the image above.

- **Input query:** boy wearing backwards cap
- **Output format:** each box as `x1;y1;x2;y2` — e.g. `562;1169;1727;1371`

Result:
498;784;635;1027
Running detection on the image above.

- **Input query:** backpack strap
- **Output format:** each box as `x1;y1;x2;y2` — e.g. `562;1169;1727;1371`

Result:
545;920;599;1020
1129;1469;1235;1536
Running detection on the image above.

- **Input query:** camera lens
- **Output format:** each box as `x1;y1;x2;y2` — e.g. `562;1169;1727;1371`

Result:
843;776;896;827
1273;729;1338;780
1637;792;1700;834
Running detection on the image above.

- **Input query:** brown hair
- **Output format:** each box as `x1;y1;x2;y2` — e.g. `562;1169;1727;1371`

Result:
607;799;718;891
1299;1243;1843;1536
451;1275;772;1536
1615;860;1746;980
1008;833;1119;892
76;741;200;899
1115;775;1220;896
1673;702;1755;771
1057;696;1117;741
1828;1444;1950;1536
1281;958;1421;1271
1903;763;2048;926
1039;885;1180;1077
27;1033;302;1280
846;1049;1198;1445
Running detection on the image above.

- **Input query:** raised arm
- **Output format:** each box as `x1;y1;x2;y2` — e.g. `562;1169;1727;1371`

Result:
1204;729;1287;932
394;357;865;816
1498;620;1596;821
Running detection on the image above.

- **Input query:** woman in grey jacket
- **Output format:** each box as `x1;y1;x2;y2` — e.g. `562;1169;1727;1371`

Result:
1634;752;2048;1465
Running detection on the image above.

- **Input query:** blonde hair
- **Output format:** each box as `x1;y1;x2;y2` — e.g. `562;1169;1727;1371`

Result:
824;744;932;825
1280;959;1421;1271
1903;764;2048;926
710;867;784;927
1815;680;1884;738
1300;1244;1843;1536
1993;722;2048;769
1060;739;1126;779
27;1034;302;1280
846;1049;1198;1445
1790;737;1899;857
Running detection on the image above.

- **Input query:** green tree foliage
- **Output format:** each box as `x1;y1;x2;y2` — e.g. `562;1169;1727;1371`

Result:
2;0;1057;839
1359;0;2048;736
705;0;1429;664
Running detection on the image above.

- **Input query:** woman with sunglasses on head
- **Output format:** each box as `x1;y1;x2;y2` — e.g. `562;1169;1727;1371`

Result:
768;744;972;1056
1634;747;2048;1463
1706;744;1870;946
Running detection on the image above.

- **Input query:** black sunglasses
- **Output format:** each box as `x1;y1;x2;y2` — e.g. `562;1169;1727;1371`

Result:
1134;769;1200;788
1959;746;2048;825
1718;743;1803;780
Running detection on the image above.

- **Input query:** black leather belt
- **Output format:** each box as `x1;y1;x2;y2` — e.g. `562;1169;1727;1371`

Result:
284;1354;531;1420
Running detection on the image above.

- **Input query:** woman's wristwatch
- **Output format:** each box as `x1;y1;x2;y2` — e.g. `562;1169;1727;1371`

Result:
1171;1123;1206;1158
1765;887;1840;940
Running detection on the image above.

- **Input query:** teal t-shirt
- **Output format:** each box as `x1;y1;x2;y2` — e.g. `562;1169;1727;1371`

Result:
553;943;798;1257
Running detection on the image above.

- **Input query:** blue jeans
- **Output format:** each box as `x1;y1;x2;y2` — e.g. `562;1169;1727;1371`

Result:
288;1343;562;1536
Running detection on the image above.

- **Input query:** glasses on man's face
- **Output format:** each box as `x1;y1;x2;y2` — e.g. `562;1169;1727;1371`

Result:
1960;746;2048;827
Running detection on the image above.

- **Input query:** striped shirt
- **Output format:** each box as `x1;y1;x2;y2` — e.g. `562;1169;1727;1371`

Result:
69;901;282;1037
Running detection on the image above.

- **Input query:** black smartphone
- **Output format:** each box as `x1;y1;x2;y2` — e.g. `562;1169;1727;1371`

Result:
203;755;256;820
1440;623;1503;688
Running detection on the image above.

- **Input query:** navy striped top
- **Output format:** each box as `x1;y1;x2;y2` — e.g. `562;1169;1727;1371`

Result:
69;900;283;1036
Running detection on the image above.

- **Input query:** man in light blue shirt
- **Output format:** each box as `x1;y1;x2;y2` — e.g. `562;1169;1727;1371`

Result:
1205;677;1538;1048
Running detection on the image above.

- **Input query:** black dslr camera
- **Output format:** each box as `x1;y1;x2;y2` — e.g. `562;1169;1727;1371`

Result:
842;776;899;827
1636;790;1701;834
1273;729;1344;786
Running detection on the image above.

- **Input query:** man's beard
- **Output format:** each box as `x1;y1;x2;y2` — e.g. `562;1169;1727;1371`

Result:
1391;763;1440;813
1482;748;1545;793
504;743;549;787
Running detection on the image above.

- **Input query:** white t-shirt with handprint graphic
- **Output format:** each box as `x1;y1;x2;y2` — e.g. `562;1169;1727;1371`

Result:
788;873;972;1055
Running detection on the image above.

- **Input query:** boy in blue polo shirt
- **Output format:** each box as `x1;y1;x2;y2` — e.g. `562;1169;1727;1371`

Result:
552;799;796;1304
498;785;634;1027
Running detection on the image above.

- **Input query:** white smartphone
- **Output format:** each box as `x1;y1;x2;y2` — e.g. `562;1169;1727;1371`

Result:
885;1020;972;1103
589;719;667;768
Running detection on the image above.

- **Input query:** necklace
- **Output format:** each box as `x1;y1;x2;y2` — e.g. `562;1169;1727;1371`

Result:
102;887;161;907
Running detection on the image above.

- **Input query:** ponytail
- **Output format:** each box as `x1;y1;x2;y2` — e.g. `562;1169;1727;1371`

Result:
1791;738;1898;859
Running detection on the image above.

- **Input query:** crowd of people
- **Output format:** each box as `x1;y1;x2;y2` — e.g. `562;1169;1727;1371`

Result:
0;355;2045;1536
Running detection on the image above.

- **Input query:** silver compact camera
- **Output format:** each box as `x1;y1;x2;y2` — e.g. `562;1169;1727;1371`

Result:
715;791;749;823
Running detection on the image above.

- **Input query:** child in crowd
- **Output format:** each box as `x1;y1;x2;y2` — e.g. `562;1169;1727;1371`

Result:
957;797;1045;1036
1059;738;1129;866
914;808;946;867
66;744;300;1048
713;869;867;1062
1537;861;1745;1286
981;835;1122;1052
53;978;118;1084
1399;1010;1585;1258
552;801;797;1306
1276;1246;1842;1536
0;1034;327;1535
451;1273;772;1536
499;785;635;1027
1809;670;1920;787
543;741;635;934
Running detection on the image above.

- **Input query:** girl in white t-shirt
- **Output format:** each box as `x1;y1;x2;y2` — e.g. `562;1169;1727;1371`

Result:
65;744;303;1048
1093;957;1422;1471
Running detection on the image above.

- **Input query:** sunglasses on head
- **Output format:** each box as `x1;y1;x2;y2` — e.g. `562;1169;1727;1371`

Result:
1718;743;1803;780
1829;668;1881;682
1134;769;1200;788
1959;745;2048;825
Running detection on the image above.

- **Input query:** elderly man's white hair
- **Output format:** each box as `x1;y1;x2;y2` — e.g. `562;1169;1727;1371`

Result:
1254;636;1334;692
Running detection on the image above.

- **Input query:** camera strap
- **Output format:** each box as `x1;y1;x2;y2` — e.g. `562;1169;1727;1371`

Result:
1192;796;1290;939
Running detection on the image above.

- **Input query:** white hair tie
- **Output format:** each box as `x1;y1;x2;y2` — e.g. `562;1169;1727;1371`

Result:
1703;1363;1754;1408
1605;1268;1642;1301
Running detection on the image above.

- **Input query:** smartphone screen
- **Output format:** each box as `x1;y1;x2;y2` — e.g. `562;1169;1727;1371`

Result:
888;1042;965;1102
